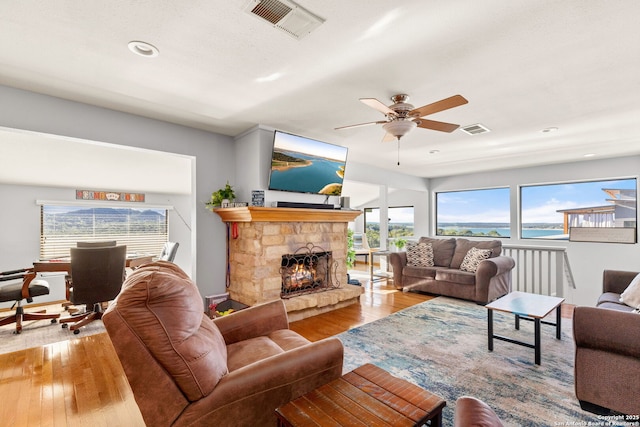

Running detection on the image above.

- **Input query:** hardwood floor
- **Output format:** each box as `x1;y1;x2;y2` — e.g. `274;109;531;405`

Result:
0;263;573;426
0;264;426;426
289;269;433;341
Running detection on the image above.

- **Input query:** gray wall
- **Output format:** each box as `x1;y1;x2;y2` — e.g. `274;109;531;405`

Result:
2;84;638;309
0;85;234;299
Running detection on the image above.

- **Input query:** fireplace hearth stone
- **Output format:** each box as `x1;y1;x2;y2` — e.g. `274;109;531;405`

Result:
283;284;364;322
214;207;363;320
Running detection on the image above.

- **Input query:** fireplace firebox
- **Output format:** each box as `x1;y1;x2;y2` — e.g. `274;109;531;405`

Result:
280;243;340;298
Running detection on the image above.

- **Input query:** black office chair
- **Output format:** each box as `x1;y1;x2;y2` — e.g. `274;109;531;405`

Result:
0;268;60;334
61;241;118;309
59;245;126;334
158;241;179;262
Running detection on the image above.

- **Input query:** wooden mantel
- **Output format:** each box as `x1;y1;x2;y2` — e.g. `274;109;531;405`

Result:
214;206;361;223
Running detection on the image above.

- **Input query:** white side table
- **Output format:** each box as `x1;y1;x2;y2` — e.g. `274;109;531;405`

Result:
369;250;393;282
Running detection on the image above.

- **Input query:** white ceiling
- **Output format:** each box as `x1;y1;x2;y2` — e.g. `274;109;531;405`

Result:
0;127;193;194
1;0;640;179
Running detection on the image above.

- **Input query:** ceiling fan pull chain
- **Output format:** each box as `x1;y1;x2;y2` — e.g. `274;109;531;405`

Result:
397;139;400;165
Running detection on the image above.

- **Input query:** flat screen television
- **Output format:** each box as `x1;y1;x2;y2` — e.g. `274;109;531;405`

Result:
268;130;348;196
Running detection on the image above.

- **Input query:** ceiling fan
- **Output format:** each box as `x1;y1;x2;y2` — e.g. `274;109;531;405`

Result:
335;94;468;142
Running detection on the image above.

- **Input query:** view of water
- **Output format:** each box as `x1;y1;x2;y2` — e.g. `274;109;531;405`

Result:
269;152;344;194
438;227;565;239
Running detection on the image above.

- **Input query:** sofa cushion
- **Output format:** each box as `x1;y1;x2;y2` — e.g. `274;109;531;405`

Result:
597;300;636;312
406;241;434;267
450;239;502;269
403;265;441;279
435;269;476;285
597;292;634;312
460;247;493;273
226;329;311;371
419;237;456;267
598;292;626;306
620;273;640;308
268;329;312;351
113;261;229;401
226;336;285;371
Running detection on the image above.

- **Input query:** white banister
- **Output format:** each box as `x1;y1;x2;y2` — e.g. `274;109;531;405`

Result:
502;244;574;297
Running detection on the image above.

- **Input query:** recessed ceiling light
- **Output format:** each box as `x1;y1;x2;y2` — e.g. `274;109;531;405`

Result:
584;153;595;157
541;127;558;133
128;41;159;58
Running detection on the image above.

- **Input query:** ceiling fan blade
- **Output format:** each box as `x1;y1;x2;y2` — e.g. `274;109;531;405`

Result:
410;94;468;118
335;120;387;130
416;119;460;133
382;132;397;143
360;98;396;116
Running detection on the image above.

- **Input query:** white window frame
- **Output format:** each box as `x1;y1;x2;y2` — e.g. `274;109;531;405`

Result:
38;200;171;259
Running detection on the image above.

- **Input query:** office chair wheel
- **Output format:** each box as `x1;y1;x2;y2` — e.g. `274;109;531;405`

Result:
73;329;80;335
51;319;57;324
61;323;68;328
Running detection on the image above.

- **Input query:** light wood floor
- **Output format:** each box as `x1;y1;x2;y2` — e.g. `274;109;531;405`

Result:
0;264;573;426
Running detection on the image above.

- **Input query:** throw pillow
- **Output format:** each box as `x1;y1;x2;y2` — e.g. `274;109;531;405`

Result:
459;247;492;273
620;273;640;308
406;242;434;267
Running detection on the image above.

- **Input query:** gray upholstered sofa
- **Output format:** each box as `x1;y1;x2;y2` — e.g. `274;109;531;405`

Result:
573;270;640;416
388;237;515;304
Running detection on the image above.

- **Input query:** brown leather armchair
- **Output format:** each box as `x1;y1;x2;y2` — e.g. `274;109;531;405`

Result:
103;261;343;427
454;396;504;427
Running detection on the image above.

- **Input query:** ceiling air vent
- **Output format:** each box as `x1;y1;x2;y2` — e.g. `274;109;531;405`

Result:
460;123;491;135
244;0;325;40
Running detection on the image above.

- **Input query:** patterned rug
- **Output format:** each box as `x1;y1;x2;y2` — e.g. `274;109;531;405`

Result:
337;296;600;427
0;304;105;354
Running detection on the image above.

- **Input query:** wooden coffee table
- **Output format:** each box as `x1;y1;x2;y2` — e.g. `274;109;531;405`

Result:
276;363;446;427
486;291;565;365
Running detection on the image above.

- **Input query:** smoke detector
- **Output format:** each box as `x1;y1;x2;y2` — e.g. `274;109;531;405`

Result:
244;0;325;40
460;123;491;135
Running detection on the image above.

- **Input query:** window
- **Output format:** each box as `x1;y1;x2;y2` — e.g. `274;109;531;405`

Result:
436;188;510;237
520;178;637;241
364;206;414;248
40;204;168;259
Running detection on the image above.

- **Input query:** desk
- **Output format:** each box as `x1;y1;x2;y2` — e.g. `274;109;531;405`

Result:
33;255;154;272
32;255;154;299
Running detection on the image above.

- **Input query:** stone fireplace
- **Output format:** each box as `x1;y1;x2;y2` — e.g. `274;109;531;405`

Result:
214;207;363;321
281;244;336;298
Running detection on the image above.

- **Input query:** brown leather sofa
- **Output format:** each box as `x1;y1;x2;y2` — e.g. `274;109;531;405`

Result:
103;261;344;427
389;237;515;304
573;270;640;416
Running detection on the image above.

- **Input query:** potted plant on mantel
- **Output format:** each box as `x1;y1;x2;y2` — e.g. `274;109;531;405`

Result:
206;181;236;209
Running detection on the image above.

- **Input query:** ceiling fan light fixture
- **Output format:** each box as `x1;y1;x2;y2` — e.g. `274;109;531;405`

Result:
382;120;417;139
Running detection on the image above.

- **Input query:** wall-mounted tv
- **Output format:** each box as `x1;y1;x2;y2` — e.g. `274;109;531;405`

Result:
268;130;348;196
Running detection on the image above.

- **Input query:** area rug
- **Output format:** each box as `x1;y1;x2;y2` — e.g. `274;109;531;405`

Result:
0;305;106;354
337;296;599;427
